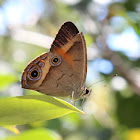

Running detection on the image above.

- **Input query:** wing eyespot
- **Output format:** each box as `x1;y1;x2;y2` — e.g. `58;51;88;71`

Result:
27;66;42;81
29;69;39;79
50;56;61;66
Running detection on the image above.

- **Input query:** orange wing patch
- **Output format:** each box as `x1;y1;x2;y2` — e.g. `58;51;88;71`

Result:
53;47;72;67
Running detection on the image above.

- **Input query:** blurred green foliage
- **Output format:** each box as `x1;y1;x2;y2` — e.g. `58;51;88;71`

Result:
116;93;140;128
0;74;17;90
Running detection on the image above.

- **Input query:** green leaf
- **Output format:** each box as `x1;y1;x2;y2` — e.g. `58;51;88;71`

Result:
0;74;17;90
0;95;84;126
4;128;62;140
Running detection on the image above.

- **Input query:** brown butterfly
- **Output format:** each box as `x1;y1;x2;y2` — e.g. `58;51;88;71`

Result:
21;21;90;100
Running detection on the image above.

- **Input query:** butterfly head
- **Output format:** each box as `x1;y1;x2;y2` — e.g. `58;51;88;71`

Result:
80;88;92;99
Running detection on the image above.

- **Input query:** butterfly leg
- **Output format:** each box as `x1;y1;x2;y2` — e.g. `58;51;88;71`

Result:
81;96;85;111
71;91;76;105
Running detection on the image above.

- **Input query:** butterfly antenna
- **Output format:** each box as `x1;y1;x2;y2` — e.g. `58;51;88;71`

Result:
87;74;118;89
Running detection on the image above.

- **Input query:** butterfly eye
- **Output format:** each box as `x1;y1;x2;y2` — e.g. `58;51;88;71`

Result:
50;56;61;66
29;68;40;80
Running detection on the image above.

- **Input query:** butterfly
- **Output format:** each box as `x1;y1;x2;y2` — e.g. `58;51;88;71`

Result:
21;21;90;100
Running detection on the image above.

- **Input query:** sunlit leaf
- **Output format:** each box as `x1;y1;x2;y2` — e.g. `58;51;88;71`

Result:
0;95;84;126
4;128;62;140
